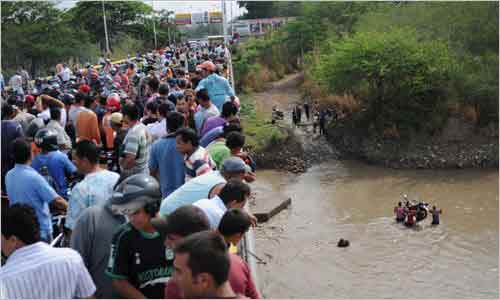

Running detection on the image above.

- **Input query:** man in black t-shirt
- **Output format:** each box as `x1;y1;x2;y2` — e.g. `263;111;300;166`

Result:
105;174;172;299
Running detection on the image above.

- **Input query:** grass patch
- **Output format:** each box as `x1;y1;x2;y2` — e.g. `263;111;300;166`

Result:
239;94;287;153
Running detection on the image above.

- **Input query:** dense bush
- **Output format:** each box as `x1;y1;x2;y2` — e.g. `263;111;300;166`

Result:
311;28;454;136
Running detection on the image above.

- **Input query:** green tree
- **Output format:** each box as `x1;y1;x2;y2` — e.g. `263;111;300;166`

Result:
1;1;98;77
67;1;153;51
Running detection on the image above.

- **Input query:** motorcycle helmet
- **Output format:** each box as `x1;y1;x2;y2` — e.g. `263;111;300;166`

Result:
34;128;59;151
110;174;161;217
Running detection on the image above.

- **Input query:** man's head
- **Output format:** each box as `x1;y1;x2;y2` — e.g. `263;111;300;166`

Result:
145;101;158;117
110;112;123;131
220;157;250;181
158;83;169;96
197;61;216;78
175;127;199;155
148;77;160;93
166;111;185;134
218;179;251;209
1;204;40;257
1;103;15;120
49;107;61;122
225;131;245;154
217;208;252;246
73;140;100;174
173;231;230;298
176;95;188;113
221;102;238;120
110;174;162;231
122;103;140;126
83;95;96;109
152;205;210;249
196;89;211;108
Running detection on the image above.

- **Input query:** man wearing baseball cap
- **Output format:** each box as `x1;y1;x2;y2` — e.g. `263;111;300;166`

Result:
158;157;253;217
195;60;236;111
109;112;128;173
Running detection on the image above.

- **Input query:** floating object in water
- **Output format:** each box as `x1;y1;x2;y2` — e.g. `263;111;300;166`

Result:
337;238;350;248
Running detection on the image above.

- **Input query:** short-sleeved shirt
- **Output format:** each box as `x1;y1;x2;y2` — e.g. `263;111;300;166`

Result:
184;146;216;181
194;104;220;134
76;110;101;145
201;116;226;137
0;242;96;299
193;195;227;229
207;140;231;170
5;164;59;240
165;253;260;299
45;120;72;149
105;223;171;299
32;150;77;199
149;135;185;198
159;171;226;216
147;118;167;141
120;122;151;178
195;74;235;111
200;126;224;147
13;111;36;134
65;170;120;230
68;106;89;126
70;204;126;299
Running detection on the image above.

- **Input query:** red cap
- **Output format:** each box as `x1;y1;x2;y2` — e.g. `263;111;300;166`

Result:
197;61;216;72
79;84;90;94
106;94;121;111
25;95;35;105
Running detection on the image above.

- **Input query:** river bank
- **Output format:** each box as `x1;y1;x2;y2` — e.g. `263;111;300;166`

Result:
243;72;498;171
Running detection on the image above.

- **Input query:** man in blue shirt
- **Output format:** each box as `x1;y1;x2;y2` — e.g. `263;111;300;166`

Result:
5;138;68;242
159;157;251;217
32;128;77;199
149;112;185;198
195;60;236;111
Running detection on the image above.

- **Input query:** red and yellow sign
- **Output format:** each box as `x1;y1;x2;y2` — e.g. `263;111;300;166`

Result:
175;13;191;25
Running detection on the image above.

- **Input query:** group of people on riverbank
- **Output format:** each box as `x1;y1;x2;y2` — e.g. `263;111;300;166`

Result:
1;42;262;299
394;196;442;227
291;101;336;137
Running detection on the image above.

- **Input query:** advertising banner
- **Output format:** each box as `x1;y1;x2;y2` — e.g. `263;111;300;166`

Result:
209;11;222;23
175;13;191;25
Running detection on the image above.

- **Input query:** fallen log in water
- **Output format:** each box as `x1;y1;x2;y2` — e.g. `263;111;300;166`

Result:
254;198;292;223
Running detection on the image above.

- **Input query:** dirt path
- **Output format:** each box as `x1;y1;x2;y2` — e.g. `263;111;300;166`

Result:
251;72;339;167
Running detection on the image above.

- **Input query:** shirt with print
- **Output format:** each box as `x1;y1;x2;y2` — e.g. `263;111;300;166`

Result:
120;122;151;178
184;146;216;181
105;223;172;299
65;170;120;230
195;73;235;111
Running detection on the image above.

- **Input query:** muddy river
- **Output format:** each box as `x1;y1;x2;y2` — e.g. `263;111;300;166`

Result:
251;160;498;298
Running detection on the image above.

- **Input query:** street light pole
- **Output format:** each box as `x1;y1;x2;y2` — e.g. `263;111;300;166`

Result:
102;0;110;54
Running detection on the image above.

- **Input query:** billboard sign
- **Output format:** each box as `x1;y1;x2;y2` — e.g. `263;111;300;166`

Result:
175;13;191;25
209;11;222;23
191;12;208;24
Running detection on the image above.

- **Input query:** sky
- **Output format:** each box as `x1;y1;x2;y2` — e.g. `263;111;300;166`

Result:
55;0;246;19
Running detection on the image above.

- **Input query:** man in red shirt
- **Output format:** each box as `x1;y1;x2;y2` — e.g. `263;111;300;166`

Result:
152;205;260;299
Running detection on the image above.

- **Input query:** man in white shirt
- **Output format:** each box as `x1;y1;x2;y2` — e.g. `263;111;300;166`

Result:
58;63;72;82
1;204;96;299
193;179;250;229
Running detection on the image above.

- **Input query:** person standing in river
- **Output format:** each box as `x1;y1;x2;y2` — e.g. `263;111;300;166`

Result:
429;206;443;225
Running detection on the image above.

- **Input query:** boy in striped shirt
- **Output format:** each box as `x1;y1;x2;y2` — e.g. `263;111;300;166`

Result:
175;127;216;181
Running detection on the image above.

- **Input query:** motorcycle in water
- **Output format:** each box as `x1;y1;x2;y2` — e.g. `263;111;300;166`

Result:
401;194;430;223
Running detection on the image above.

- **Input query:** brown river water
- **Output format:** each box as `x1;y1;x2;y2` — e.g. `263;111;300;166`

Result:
251;160;499;298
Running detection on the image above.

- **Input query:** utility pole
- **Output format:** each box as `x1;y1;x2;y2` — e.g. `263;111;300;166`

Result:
152;0;158;49
102;0;110;54
222;0;228;44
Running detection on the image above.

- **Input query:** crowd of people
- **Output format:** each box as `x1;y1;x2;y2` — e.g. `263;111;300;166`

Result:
393;195;442;227
1;42;262;299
